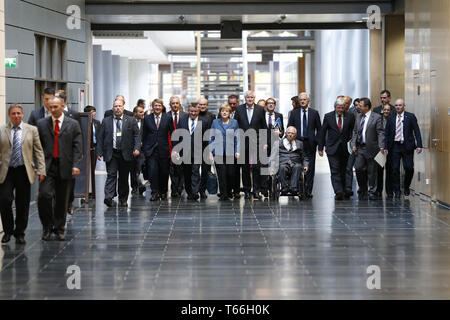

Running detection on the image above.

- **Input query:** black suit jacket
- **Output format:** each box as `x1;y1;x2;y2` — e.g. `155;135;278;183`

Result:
104;109;134;119
199;111;216;128
174;116;207;158
142;113;175;159
37;116;83;180
167;110;188;128
385;111;423;152
234;104;267;154
28;106;46;126
264;111;284;151
318;111;355;156
287;107;321;151
96;115;140;162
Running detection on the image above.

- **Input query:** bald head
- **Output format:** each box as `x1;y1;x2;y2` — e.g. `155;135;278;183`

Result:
285;126;298;142
394;98;406;114
197;97;208;112
48;96;64;118
344;96;352;111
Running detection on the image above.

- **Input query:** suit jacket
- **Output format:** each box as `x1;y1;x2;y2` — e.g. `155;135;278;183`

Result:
174;116;207;158
385;111;423;152
28;106;47;126
91;119;101;148
96;114;140;162
318;111;355;156
37;116;83;180
265;111;284;150
0;122;46;184
104;109;134;118
279;139;309;168
209;119;240;156
199;111;216;128
167;110;188;129
351;111;385;159
142;113;175;159
287;107;321;151
234;104;267;153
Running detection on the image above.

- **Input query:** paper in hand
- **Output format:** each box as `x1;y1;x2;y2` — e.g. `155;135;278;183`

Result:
374;151;387;167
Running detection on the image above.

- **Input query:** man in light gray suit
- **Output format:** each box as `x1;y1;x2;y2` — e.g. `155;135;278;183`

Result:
351;98;386;200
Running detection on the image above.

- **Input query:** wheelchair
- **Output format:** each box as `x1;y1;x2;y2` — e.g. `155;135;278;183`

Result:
267;163;305;201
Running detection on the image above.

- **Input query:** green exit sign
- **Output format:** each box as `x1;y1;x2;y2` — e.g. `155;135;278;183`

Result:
5;58;17;68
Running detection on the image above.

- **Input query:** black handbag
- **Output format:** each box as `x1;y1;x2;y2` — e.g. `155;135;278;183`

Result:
206;164;218;195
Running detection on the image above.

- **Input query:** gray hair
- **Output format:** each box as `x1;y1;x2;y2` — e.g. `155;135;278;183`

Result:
298;92;310;100
335;98;346;107
8;104;23;113
169;96;180;103
244;91;255;98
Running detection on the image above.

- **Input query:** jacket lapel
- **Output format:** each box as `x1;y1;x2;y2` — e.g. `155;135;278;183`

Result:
59;118;69;136
330;111;340;132
6;122;12;145
47;117;55;137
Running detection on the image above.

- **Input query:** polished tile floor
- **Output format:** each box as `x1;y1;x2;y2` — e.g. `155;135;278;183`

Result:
0;172;449;300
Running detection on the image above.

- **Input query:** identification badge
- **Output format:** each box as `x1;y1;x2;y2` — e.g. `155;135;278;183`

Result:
116;132;122;137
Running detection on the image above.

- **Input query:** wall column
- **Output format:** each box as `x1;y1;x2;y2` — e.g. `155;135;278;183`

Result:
370;28;383;103
0;0;5;126
385;15;405;100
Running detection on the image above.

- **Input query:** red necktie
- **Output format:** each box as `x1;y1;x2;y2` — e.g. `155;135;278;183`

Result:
174;113;178;129
53;119;60;158
338;115;343;133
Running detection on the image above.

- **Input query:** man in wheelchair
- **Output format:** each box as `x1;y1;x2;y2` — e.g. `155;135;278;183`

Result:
278;126;309;196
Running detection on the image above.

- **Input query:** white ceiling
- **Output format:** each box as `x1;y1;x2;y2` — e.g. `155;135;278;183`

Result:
92;31;196;62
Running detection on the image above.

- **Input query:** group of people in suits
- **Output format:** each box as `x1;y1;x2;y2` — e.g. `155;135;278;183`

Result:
1;87;82;244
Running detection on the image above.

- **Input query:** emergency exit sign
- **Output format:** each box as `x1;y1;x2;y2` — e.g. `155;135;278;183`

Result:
5;57;17;68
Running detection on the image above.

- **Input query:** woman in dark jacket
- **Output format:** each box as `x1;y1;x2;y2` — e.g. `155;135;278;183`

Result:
209;104;240;201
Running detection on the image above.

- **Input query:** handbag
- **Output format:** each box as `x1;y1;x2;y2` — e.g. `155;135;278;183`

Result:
206;162;218;195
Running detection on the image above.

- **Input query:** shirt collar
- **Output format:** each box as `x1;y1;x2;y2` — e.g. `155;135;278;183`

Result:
364;110;371;118
11;121;23;129
302;107;309;112
52;113;64;123
246;104;254;109
114;114;123;120
397;112;404;118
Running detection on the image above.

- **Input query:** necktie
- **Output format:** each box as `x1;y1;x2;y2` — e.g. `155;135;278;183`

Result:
10;127;21;167
191;119;195;135
174;113;178;129
338;115;343;133
247;107;253;124
358;115;366;144
116;118;122;150
289;143;293;152
93;124;96;144
53;119;60;158
302;109;307;137
395;115;403;141
268;114;273;128
156;116;160;129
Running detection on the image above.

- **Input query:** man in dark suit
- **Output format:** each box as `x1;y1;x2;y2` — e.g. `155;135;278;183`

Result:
142;99;175;201
84;106;100;199
234;91;267;200
197;97;216;199
0;105;46;244
350;98;385;200
261;97;284;197
167;96;187;198
385;99;423;198
172;104;206;201
28;87;55;126
381;104;394;198
131;105;146;196
318;97;356;200
37;97;83;241
287;92;321;198
373;90;395;198
97;99;140;207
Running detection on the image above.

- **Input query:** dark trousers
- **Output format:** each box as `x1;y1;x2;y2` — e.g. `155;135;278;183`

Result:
279;161;302;192
38;159;71;233
241;152;261;194
392;143;415;194
232;162;241;194
0;166;31;237
169;161;184;194
90;148;97;198
68;179;75;206
385;154;393;196
345;152;356;193
147;151;170;196
327;144;349;195
304;145;316;195
105;150;131;201
215;156;235;197
131;154;144;191
200;163;211;194
354;145;378;196
183;162;201;196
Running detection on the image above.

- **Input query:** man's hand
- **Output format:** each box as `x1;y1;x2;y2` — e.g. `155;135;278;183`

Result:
72;167;81;178
38;174;46;183
97;155;102;161
133;149;140;157
209;152;214;162
304;167;309;172
380;148;386;155
318;150;324;157
417;148;423;154
235;153;240;159
263;144;268;150
352;146;357;153
172;151;179;159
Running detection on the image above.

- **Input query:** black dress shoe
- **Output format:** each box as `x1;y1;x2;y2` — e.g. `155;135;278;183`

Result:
305;193;313;199
280;188;289;196
219;195;230;201
104;198;115;207
139;185;147;195
119;200;128;207
261;189;269;197
233;193;241;199
1;234;11;243
404;189;410;196
188;193;199;201
244;192;251;199
335;193;344;201
42;230;52;241
200;192;207;199
289;189;299;196
67;204;75;215
150;194;160;201
131;188;138;196
56;233;65;241
171;192;179;198
345;190;354;197
15;236;26;245
252;193;262;200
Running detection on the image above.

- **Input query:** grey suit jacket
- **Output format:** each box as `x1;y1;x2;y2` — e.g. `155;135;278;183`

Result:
351;111;384;159
0;122;46;184
37;116;83;180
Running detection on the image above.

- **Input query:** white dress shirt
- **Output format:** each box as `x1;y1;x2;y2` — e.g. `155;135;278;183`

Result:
361;110;371;144
188;117;198;134
283;138;297;151
52;113;64;130
266;112;276;128
154;114;161;127
113;114;123;149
